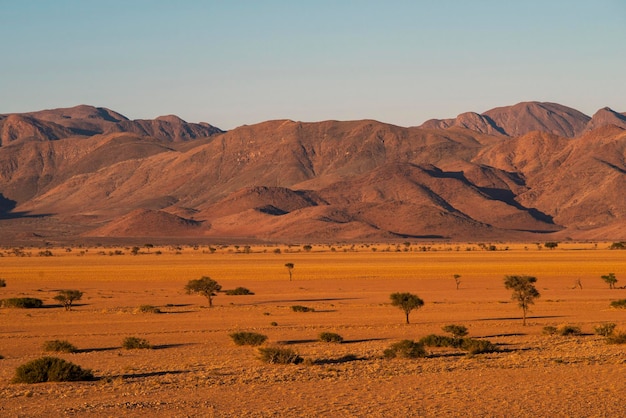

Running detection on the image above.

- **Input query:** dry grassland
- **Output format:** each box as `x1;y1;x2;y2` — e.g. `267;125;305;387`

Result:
1;242;626;417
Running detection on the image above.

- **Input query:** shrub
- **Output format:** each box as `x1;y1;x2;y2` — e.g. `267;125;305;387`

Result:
2;297;43;309
230;332;268;346
258;346;302;364
609;242;626;250
291;305;314;312
319;332;344;343
383;340;427;359
610;299;626;309
270;321;278;326
225;287;254;295
542;326;558;335
134;305;161;314
594;323;617;337
0;278;6;288
558;325;582;336
122;337;151;349
419;334;459;348
442;324;468;338
606;332;626;345
12;357;93;383
461;338;498;355
42;340;77;353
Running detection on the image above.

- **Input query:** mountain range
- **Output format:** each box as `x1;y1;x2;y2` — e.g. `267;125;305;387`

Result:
1;101;625;244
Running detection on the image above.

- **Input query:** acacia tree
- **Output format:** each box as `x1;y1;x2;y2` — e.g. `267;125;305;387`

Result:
54;290;83;311
504;275;540;326
390;292;424;324
601;272;618;289
185;276;222;308
284;263;294;281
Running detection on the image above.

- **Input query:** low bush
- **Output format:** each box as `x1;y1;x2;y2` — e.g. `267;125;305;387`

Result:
384;340;427;359
442;324;468;338
122;337;151;349
2;297;43;309
230;332;268;346
606;331;626;345
594;323;617;337
542;326;558;335
12;357;93;383
134;305;161;314
319;332;344;343
558;325;582;336
291;305;314;312
270;321;278;326
258;346;302;364
225;287;254;295
610;299;626;309
43;340;77;353
461;338;498;355
419;334;459;348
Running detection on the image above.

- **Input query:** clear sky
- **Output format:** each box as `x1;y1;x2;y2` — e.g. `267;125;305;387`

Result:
1;0;625;129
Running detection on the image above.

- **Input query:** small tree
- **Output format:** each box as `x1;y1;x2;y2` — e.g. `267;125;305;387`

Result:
284;263;294;281
0;278;6;288
53;290;83;311
544;242;558;250
504;275;540;326
185;276;221;307
389;292;424;324
601;273;618;289
453;274;461;290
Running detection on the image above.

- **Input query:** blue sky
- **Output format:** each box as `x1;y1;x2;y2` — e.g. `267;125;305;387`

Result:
1;1;625;129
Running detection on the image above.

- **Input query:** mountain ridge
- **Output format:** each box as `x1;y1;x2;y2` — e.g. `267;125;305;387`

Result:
0;102;625;243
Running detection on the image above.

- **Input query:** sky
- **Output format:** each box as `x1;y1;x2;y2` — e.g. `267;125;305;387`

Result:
1;0;625;130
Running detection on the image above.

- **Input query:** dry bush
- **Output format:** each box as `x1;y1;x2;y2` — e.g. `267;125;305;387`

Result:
230;332;268;346
43;340;77;353
542;326;558;335
257;346;302;364
442;324;468;338
461;338;498;355
594;323;616;337
383;340;427;359
225;287;254;295
134;305;161;314
319;332;344;343
558;325;582;336
12;357;93;383
122;337;151;349
610;299;626;309
291;305;314;312
2;297;43;309
606;332;626;345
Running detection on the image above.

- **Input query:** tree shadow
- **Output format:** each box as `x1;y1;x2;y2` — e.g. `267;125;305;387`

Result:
277;339;318;345
254;297;360;305
476;315;565;321
342;337;388;344
152;343;195;350
479;333;526;338
106;370;189;380
76;347;119;353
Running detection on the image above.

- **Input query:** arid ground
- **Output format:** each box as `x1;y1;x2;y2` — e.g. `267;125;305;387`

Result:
1;242;625;417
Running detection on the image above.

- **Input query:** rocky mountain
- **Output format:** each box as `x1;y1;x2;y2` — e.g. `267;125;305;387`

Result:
0;102;625;243
0;105;223;146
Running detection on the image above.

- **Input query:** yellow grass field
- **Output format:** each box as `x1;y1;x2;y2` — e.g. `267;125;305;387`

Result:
1;243;626;416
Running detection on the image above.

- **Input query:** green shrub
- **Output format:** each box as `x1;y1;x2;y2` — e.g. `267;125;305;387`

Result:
383;340;427;359
461;338;498;355
606;331;626;345
610;299;626;309
319;332;344;343
542;326;558;335
122;337;151;349
442;324;468;338
225;287;254;295
594;323;617;337
12;357;93;383
134;305;161;314
230;332;268;346
257;346;302;364
558;325;582;336
2;297;43;309
42;340;77;353
291;305;314;312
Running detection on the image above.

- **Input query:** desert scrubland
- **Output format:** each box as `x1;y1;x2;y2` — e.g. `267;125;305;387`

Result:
1;242;626;417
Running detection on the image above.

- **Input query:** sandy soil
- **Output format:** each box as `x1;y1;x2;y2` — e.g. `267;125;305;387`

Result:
1;246;625;417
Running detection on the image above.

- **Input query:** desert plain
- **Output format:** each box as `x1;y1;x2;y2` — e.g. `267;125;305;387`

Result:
1;242;625;417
